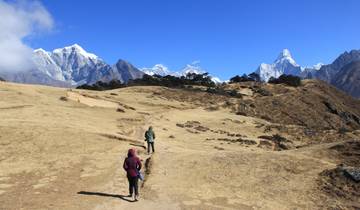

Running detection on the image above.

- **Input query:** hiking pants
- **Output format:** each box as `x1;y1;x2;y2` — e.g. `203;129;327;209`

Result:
127;175;139;196
147;142;155;153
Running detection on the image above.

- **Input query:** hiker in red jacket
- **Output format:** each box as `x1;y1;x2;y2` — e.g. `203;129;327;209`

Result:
123;148;142;201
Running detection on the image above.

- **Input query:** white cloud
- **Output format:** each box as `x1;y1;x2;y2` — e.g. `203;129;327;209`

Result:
0;0;53;72
190;60;201;66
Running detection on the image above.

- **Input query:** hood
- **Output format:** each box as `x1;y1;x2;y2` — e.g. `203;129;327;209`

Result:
127;148;136;157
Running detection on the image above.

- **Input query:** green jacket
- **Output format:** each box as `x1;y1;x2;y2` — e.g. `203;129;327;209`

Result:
145;129;155;142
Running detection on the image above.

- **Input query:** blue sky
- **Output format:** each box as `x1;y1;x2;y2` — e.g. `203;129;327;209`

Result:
28;0;360;80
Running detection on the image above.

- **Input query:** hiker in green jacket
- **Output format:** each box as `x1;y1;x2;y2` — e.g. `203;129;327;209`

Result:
145;126;155;154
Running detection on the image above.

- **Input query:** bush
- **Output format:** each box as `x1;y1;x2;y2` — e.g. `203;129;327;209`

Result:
229;73;261;83
338;127;349;135
256;88;272;96
77;80;126;90
268;74;301;87
129;73;216;88
230;74;254;83
205;87;242;98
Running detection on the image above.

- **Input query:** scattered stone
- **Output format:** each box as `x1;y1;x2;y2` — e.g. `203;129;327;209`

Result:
186;129;199;134
343;167;360;182
214;146;225;150
215;137;256;145
258;134;289;150
319;165;360;203
169;135;175;139
260;115;271;121
176;123;185;128
264;126;272;132
116;108;125;112
194;125;209;132
235;111;247;116
59;96;68;101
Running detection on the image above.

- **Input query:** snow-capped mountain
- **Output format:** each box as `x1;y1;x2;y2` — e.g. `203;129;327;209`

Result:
33;48;64;81
178;63;206;76
255;49;303;81
32;44;115;86
300;63;324;78
49;44;106;85
141;62;222;83
0;44;144;87
312;63;324;70
141;64;171;76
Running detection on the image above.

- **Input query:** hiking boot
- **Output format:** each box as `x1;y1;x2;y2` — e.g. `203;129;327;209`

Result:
134;194;139;201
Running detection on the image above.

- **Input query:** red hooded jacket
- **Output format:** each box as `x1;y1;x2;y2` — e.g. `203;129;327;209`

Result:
123;149;142;177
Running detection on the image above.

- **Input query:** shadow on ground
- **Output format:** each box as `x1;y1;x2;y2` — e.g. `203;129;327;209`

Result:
77;191;135;202
129;143;146;149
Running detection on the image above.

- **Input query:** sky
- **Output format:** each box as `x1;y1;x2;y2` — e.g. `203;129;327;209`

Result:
9;0;360;79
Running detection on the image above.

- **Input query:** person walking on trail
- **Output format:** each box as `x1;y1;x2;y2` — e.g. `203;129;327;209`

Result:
145;126;155;154
123;148;142;201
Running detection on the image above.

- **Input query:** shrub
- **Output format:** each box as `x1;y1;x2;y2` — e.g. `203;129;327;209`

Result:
230;74;254;83
268;74;301;87
229;73;261;83
59;96;68;101
338;127;349;135
77;80;125;91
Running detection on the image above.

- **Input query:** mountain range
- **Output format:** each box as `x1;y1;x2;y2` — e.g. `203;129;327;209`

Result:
1;44;360;98
254;49;360;98
0;44;221;87
255;49;323;82
0;44;144;87
141;62;222;83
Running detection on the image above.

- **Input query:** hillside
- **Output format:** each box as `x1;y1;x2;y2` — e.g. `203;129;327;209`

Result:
0;80;359;209
332;61;360;98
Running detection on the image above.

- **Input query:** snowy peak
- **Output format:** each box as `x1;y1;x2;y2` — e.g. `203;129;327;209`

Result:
275;49;299;67
255;49;302;81
304;63;324;71
30;44;143;86
313;63;324;70
141;64;171;76
141;61;206;77
34;48;49;55
180;63;206;75
52;44;98;60
277;49;292;59
255;49;327;81
141;61;222;83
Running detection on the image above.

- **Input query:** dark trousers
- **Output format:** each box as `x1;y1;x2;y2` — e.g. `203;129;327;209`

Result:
147;142;155;153
127;176;139;196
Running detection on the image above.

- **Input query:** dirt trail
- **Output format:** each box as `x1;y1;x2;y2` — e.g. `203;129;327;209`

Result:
89;106;337;209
